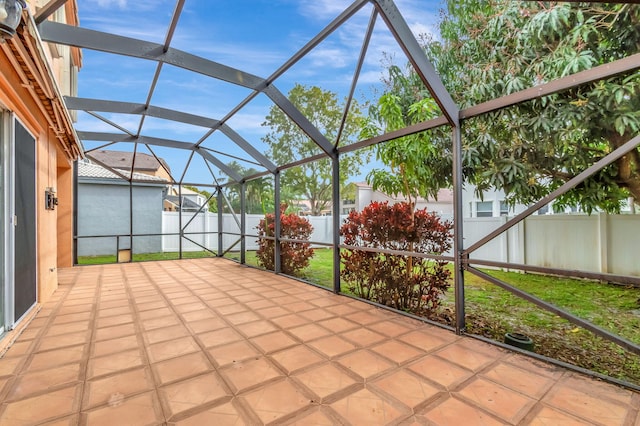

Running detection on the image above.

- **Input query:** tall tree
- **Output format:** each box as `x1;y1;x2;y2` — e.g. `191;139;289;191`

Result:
262;84;369;215
221;161;274;214
368;1;640;213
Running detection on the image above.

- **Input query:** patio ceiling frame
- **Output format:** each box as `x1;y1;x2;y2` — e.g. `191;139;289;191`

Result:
48;0;640;388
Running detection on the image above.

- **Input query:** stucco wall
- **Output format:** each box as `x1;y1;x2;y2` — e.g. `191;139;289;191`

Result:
77;181;164;256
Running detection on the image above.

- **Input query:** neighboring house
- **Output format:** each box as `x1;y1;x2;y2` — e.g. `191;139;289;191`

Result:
344;182;455;215
77;161;167;257
0;1;82;336
463;187;529;218
164;186;208;212
88;149;172;181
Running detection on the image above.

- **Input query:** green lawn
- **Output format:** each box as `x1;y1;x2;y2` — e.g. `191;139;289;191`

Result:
78;247;640;384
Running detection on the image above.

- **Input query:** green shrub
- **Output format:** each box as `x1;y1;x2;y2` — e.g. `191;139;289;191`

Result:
256;205;314;275
341;201;453;315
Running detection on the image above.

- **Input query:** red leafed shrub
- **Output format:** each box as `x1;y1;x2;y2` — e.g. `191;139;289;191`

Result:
256;205;314;276
340;201;453;315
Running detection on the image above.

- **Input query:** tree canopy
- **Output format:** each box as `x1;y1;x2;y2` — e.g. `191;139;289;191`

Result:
367;1;640;213
262;84;369;215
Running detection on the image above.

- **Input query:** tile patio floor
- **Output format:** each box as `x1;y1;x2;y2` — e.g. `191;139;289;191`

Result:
0;258;637;425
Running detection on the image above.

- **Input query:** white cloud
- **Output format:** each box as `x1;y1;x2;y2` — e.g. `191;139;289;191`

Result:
296;0;354;19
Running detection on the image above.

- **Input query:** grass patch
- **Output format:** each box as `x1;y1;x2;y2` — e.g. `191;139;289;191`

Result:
78;250;215;265
440;269;640;385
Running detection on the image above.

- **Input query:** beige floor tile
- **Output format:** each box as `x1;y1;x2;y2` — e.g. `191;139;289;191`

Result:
308;335;357;358
251;331;298;354
45;321;90;337
2;340;33;358
421;397;507;426
543;383;629;425
241;379;312;424
434;342;496;371
271;314;309;329
528;406;593;426
482;361;556;399
180;309;217;322
27;345;85;372
288;323;332;342
330;387;410;425
0;384;79;425
408;355;473;389
92;334;140;357
398;329;451;352
197;327;243;348
146;336;200;363
287;408;336;425
337;350;395;380
208;340;260;367
137;307;173;321
456;377;536;424
256;306;290;319
367;320;414;337
371;370;441;409
345;311;383;326
236;320;278;338
0;356;25;376
141;314;182;331
97;305;131;318
152;351;212;385
143;324;190;345
186;317;227;334
271;345;325;374
226;311;261;326
318;317;359;334
159;372;230;418
295;362;360;400
87;349;144;379
340;327;386;347
173;401;247;425
299;308;334;322
96;314;134;329
220;357;283;393
7;364;81;401
244;298;276;310
371;340;425;365
83;391;163;426
83;367;154;409
93;323;136;341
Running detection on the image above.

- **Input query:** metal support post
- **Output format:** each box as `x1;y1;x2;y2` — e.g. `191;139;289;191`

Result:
217;187;223;257
332;155;341;293
452;127;465;334
72;161;78;265
274;171;281;273
178;185;183;259
240;182;246;264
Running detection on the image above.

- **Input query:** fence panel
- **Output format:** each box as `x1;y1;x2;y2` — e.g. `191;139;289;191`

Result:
160;212;638;277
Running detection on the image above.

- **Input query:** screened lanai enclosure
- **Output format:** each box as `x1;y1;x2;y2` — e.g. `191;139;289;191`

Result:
37;0;640;388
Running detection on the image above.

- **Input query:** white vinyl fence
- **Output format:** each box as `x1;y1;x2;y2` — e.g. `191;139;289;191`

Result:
162;212;639;277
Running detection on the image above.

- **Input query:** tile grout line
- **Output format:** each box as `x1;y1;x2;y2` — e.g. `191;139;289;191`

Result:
135;260;237;422
119;262;173;424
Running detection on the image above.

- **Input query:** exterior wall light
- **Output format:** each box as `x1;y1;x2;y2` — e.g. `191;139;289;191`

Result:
0;0;26;40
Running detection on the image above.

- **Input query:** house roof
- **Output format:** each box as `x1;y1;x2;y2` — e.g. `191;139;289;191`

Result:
353;182;454;204
164;195;203;211
78;161;167;183
87;150;170;173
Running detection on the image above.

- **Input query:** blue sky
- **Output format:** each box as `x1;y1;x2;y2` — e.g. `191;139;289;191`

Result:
75;0;443;185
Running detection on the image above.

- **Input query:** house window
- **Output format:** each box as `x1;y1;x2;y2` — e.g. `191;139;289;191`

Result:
476;201;493;217
499;201;509;216
537;204;549;215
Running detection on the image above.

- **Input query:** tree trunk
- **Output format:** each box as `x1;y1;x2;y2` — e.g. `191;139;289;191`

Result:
610;132;640;202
